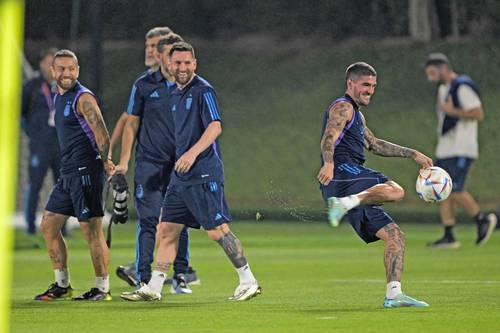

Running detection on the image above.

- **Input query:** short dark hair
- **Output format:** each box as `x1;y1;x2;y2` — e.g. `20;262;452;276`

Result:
169;41;195;58
157;33;184;53
345;62;377;82
145;26;172;39
425;52;450;68
39;47;58;62
52;49;79;66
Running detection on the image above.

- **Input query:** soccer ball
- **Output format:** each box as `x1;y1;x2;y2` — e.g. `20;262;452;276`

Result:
416;166;452;203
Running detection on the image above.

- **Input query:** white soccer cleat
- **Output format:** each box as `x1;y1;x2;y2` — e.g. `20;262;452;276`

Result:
120;284;161;302
228;281;262;301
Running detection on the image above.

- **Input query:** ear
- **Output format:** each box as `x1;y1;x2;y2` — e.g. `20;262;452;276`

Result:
192;58;197;71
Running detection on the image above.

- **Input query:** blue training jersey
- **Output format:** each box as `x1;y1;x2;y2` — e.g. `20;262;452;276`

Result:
53;81;102;176
126;69;176;164
321;94;366;166
169;75;224;185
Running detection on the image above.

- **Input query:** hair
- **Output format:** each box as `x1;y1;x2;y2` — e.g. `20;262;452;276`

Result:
425;53;451;68
156;33;184;53
145;26;172;39
345;62;377;82
168;41;195;58
52;49;79;66
39;47;58;62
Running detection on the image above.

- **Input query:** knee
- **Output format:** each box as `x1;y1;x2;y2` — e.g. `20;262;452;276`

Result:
157;223;180;244
207;224;230;241
387;182;405;201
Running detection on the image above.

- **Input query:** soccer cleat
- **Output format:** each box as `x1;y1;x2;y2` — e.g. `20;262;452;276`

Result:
120;284;161;302
327;197;348;227
383;293;429;308
165;266;201;285
476;213;497;246
170;274;193;294
116;264;138;287
73;288;112;301
427;236;460;249
34;282;73;301
228;282;262;301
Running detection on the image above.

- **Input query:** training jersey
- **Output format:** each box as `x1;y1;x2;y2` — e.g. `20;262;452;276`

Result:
321;94;366;166
435;75;481;159
169;75;224;185
21;74;59;147
126;69;176;164
53;81;102;176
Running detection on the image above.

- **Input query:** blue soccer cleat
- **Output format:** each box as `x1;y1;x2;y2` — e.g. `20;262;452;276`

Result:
327;197;348;227
383;293;429;308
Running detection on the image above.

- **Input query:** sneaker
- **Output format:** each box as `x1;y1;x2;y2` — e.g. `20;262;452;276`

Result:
476;213;497;246
34;282;73;301
170;274;193;294
228;282;261;301
73;288;112;301
327;197;348;227
120;284;161;302
165;267;201;285
116;264;138;287
383;293;429;308
427;236;461;249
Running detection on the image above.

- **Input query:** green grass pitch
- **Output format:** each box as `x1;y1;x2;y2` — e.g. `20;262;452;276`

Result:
11;221;500;333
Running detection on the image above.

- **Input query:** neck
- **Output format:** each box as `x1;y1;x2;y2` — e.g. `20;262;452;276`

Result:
444;71;458;84
160;66;174;82
149;64;159;72
177;74;195;90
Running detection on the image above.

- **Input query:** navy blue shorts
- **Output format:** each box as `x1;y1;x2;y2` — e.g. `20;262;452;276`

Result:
46;171;105;221
435;157;473;192
320;162;393;243
161;181;231;230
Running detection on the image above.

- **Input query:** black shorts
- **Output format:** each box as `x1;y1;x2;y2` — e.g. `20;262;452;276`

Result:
320;162;393;243
435;157;473;192
45;171;105;221
161;181;231;230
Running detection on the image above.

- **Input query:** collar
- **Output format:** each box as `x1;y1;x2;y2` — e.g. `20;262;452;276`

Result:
344;93;359;110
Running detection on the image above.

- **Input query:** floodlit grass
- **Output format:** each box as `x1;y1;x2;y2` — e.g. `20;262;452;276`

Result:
11;221;500;333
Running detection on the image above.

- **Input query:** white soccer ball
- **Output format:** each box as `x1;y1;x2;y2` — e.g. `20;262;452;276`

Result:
416;166;452;203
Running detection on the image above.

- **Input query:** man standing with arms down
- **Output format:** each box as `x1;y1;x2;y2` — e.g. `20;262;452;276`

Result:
320;62;432;308
424;53;497;249
34;50;114;301
122;42;261;302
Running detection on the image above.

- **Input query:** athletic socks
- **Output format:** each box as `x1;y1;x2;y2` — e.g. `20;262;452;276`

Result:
54;268;70;288
339;194;361;210
149;270;167;294
95;275;109;293
444;225;455;240
236;264;256;285
386;281;402;299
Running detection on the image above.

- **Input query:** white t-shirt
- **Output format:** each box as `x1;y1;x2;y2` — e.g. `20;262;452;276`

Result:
435;83;481;159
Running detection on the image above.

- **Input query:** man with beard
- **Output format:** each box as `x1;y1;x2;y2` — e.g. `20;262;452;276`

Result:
121;42;261;302
424;53;497;249
34;49;115;301
319;62;432;308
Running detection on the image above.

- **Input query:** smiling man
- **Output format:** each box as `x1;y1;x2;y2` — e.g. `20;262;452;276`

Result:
318;62;432;308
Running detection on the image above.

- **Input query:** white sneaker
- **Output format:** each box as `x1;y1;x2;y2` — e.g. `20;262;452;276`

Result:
228;282;261;301
120;284;161;301
327;197;348;227
170;274;193;294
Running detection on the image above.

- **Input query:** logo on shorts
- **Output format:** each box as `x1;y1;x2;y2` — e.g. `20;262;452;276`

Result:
171;104;176;112
208;182;218;192
215;213;223;221
30;154;40;167
64;102;72;117
186;96;192;110
81;206;90;216
135;185;144;199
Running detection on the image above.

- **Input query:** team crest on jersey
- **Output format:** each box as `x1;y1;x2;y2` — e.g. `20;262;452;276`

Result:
64;102;72;117
149;91;159;98
171;104;176;112
186;96;192;110
135;185;144;199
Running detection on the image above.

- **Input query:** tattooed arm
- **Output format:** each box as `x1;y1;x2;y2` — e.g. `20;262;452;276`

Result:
317;101;354;185
361;113;432;168
77;93;115;175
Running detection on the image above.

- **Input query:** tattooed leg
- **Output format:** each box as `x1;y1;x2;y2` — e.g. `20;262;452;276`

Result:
376;223;406;282
80;217;109;277
40;211;69;270
216;231;248;269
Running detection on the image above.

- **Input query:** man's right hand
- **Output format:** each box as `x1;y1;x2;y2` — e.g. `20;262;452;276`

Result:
317;162;334;185
114;163;128;175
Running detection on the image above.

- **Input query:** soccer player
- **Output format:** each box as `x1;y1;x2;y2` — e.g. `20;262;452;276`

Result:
319;62;432;308
121;42;261;302
115;33;194;294
21;47;65;236
424;53;497;248
34;49;114;301
112;27;199;290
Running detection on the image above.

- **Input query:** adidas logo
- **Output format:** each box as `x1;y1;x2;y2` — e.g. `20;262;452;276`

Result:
149;91;159;98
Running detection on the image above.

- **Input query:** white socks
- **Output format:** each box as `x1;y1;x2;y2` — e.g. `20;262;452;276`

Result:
236;264;256;285
386;281;402;299
55;268;70;288
339;194;361;210
95;275;109;293
148;270;167;294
